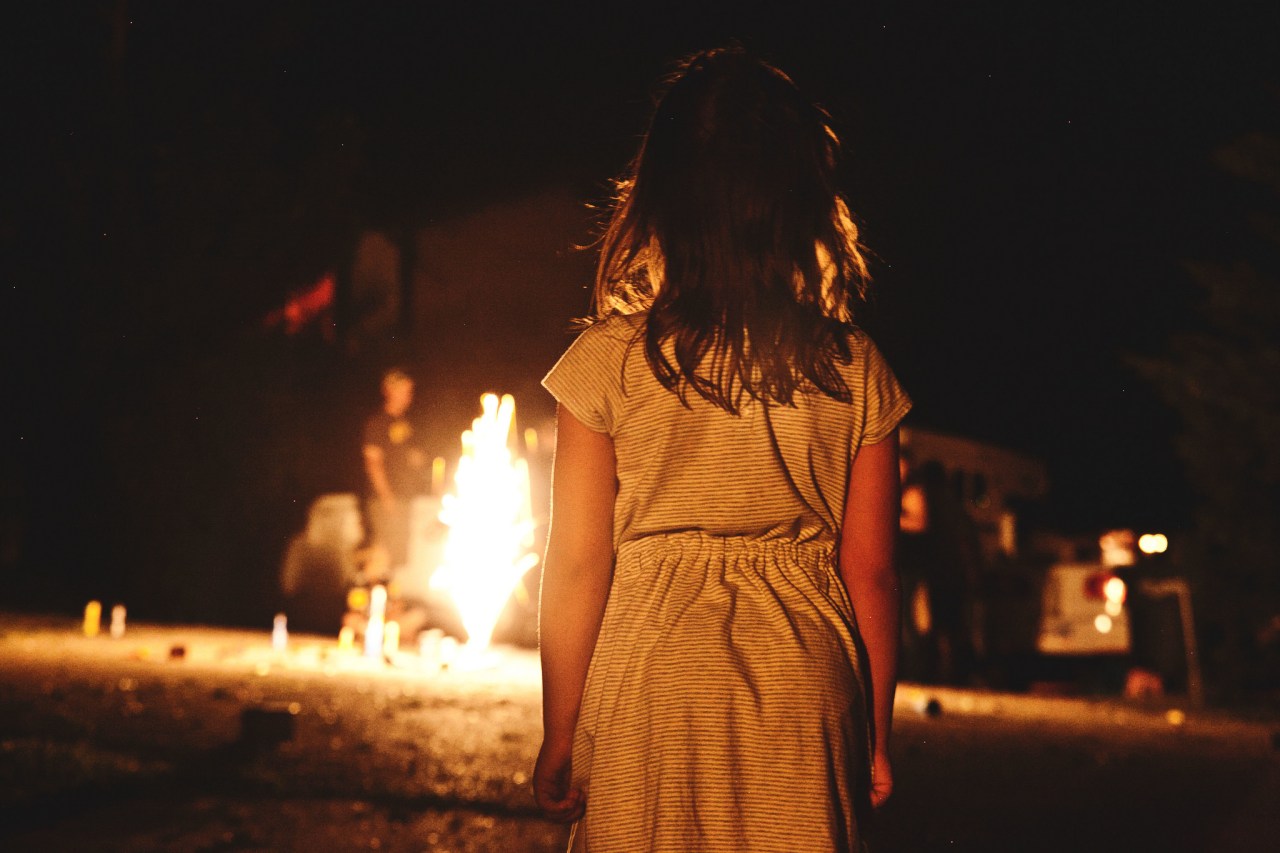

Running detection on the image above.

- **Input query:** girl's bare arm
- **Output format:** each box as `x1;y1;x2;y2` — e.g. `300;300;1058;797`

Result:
839;430;902;808
533;406;617;821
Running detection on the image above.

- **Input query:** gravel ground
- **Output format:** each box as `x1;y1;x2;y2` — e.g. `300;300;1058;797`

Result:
0;615;568;852
2;614;1276;852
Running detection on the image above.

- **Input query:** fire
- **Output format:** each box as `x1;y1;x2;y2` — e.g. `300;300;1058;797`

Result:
430;393;539;649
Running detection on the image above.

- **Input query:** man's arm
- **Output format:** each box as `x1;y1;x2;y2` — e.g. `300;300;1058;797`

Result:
363;444;397;507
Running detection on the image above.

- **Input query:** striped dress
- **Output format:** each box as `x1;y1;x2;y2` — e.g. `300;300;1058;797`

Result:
543;313;911;852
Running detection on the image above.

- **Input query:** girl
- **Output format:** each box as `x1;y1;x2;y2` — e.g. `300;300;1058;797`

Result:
534;46;910;851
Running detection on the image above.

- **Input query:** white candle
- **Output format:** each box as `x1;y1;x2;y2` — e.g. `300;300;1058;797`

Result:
272;613;288;651
369;585;387;622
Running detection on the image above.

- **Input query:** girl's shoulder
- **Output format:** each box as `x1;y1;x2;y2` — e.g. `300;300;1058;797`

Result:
841;324;875;348
552;312;646;372
586;311;647;336
834;325;881;367
573;312;648;353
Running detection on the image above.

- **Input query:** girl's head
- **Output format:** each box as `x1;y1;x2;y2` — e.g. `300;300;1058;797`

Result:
594;45;870;412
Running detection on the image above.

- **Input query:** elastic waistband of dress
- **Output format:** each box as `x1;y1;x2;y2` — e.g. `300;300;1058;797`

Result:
617;530;835;562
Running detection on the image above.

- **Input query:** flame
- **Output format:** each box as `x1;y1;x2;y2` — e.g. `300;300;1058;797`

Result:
430;393;539;649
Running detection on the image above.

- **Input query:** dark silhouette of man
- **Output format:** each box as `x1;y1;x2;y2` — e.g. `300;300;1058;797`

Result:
362;368;426;576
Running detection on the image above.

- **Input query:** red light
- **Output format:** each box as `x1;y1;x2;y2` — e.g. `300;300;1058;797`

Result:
1083;572;1127;604
263;273;336;338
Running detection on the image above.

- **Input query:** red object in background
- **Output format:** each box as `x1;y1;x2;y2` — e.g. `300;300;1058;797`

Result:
264;273;336;339
1082;571;1126;603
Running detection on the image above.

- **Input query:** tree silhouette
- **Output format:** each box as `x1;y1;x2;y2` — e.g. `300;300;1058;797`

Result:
1133;130;1280;698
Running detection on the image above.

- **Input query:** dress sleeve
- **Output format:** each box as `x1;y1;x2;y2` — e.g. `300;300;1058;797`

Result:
857;333;913;445
542;324;623;434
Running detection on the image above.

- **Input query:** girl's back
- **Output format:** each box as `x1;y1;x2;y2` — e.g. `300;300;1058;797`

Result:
533;46;909;851
546;313;909;551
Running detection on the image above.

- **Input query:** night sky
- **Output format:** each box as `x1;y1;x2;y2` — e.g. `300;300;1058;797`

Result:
4;2;1278;621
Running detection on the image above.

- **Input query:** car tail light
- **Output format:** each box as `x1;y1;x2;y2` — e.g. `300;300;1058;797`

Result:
1083;572;1126;604
1103;576;1127;604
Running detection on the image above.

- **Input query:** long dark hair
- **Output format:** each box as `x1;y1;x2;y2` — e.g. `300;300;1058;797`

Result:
591;45;871;413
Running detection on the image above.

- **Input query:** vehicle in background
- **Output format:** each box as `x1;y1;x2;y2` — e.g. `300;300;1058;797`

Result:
899;427;1191;698
898;426;1053;687
900;426;1048;567
279;494;366;634
1037;562;1130;655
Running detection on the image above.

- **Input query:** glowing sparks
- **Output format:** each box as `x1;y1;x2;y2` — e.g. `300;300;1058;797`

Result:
431;393;539;649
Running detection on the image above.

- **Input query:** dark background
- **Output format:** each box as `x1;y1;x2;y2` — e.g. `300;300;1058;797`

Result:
2;3;1277;641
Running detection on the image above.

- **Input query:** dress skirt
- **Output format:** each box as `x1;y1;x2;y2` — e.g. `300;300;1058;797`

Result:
568;531;872;852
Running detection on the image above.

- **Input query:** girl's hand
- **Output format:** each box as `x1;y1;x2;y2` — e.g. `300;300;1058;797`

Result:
870;747;894;809
533;738;585;823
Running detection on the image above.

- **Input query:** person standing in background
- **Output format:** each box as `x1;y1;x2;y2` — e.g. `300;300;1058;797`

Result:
898;446;938;682
363;368;426;578
899;456;982;685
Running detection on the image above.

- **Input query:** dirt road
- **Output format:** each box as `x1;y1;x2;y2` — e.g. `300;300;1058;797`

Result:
1;615;1275;852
